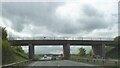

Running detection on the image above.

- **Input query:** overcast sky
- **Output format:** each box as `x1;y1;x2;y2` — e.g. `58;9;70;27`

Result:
0;0;119;54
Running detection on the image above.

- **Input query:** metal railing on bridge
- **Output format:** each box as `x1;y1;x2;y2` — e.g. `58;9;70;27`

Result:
8;37;114;41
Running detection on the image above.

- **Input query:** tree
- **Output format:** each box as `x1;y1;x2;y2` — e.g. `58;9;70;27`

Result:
2;40;15;64
114;36;120;59
114;36;120;48
105;46;114;53
78;47;86;56
0;27;7;40
114;36;120;41
88;50;93;57
105;36;120;59
14;46;25;53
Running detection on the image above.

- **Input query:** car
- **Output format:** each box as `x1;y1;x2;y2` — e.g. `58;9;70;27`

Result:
40;56;52;61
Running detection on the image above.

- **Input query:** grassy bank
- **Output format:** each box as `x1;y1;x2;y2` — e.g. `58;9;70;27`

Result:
2;40;28;65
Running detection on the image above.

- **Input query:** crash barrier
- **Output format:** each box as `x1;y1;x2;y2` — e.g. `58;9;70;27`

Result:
70;58;119;66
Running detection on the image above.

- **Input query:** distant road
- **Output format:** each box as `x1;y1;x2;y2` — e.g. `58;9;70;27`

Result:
28;60;95;66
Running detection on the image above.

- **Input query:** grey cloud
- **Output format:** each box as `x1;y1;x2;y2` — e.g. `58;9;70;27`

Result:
79;17;107;31
2;2;81;34
2;2;63;32
47;20;81;34
82;5;103;17
49;4;110;34
77;5;108;32
2;2;113;36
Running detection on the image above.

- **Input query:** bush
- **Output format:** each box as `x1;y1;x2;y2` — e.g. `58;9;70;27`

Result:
2;40;15;64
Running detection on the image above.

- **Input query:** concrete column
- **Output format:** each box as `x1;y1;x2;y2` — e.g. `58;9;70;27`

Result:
63;43;70;60
92;44;105;58
29;44;34;60
102;44;105;58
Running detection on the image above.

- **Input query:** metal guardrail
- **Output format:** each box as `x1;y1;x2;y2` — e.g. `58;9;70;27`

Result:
2;60;32;68
70;58;119;66
8;37;114;41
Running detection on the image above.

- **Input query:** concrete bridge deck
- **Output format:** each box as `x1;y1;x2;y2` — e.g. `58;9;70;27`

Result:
8;37;117;46
9;40;117;46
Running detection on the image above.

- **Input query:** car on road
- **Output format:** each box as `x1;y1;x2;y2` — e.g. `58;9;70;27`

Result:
40;55;52;61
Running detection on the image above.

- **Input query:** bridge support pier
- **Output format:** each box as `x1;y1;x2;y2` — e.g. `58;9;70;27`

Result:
92;44;105;58
63;43;70;60
29;44;34;60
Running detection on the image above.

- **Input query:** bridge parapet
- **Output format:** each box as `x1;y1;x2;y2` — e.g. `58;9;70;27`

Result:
8;37;114;41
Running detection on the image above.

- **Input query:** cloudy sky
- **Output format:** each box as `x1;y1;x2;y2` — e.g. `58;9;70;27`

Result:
0;0;119;54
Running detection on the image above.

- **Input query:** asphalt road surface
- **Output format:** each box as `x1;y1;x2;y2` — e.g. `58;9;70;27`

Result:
28;60;94;66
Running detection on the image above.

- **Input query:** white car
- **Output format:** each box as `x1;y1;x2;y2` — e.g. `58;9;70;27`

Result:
40;56;52;61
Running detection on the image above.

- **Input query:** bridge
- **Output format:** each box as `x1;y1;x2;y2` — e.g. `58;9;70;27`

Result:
8;37;118;60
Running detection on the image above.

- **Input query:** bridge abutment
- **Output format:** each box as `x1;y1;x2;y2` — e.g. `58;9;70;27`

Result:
29;44;34;60
63;43;70;60
92;44;105;58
